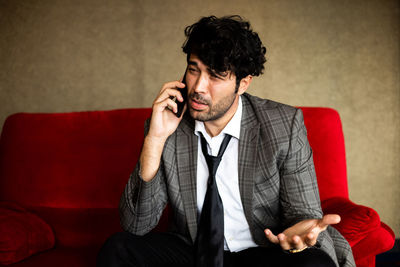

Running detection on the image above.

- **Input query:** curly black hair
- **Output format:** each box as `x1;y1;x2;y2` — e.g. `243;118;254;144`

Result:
182;15;266;88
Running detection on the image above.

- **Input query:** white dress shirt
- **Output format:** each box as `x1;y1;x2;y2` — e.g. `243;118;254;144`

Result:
195;96;258;252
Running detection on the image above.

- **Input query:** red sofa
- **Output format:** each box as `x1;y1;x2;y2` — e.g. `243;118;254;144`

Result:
0;107;394;266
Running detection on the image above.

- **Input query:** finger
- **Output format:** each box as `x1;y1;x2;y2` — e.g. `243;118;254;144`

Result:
277;233;291;250
291;235;308;249
154;97;178;114
156;88;185;104
165;98;179;114
318;214;341;230
304;232;317;247
156;80;186;100
264;229;279;244
323;214;341;225
290;235;304;249
160;81;186;96
161;80;186;92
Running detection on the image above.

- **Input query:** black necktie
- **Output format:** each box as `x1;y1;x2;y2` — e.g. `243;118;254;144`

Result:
196;133;232;267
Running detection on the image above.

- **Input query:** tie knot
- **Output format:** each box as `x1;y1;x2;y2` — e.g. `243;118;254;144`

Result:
199;134;232;177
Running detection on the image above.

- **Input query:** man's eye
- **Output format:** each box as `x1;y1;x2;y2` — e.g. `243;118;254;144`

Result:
210;74;224;80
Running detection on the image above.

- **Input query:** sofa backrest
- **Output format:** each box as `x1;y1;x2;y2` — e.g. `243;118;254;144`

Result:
0;107;348;210
0;108;152;209
300;107;349;201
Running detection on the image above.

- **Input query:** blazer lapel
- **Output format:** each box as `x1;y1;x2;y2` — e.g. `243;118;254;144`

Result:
176;114;198;243
238;96;260;231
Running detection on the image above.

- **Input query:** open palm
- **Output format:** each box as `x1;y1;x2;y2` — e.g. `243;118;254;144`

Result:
264;214;341;251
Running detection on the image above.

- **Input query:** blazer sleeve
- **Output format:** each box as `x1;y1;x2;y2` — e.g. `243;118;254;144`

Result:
119;119;168;235
279;108;322;225
279;108;341;266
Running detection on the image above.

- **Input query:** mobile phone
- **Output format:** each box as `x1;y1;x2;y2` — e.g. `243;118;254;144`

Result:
174;71;187;117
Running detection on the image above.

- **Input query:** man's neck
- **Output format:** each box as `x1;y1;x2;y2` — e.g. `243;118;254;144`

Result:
203;95;240;137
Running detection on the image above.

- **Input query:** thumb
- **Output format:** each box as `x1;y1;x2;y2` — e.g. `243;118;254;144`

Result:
320;214;341;229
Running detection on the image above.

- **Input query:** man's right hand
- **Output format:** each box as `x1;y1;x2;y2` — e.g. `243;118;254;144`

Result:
139;80;187;182
147;80;187;140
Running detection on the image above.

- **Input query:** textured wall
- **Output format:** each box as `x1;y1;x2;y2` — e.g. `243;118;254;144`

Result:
1;0;399;236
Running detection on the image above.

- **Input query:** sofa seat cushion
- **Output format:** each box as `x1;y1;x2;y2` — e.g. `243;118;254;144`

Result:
28;206;171;247
0;202;55;265
28;207;123;248
0;246;100;267
321;197;381;246
351;222;395;261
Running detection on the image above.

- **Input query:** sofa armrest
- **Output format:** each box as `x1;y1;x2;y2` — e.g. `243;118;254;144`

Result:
321;197;381;247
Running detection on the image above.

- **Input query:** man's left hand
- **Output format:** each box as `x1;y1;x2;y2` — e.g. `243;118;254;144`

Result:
264;214;340;251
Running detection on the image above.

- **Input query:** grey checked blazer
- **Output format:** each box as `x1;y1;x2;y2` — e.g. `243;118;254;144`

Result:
120;93;355;267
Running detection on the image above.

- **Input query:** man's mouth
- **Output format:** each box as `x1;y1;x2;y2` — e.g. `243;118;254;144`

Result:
190;98;208;110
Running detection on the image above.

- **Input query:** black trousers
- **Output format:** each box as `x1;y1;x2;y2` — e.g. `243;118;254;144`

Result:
97;232;337;267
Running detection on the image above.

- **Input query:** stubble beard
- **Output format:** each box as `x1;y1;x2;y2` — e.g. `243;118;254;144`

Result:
189;92;237;122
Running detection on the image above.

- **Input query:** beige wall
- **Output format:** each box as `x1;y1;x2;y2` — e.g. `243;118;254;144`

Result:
1;0;399;236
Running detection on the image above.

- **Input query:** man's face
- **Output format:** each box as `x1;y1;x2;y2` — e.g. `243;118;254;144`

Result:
185;54;238;122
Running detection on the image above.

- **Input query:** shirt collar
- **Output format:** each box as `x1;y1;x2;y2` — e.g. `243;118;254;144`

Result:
194;95;242;140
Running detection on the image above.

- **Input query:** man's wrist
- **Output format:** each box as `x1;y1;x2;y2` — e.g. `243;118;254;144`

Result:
139;136;166;182
144;134;168;147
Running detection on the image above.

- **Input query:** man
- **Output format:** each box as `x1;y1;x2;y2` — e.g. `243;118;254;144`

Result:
98;15;355;267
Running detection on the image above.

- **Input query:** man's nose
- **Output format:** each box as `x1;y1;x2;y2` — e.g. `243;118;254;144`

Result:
193;74;209;94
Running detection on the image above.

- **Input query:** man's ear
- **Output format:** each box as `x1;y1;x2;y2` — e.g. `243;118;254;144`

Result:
237;75;253;95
